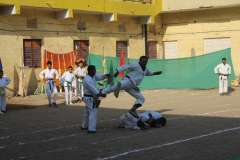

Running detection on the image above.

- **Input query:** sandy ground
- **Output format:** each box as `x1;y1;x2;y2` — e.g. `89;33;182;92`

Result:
0;88;240;160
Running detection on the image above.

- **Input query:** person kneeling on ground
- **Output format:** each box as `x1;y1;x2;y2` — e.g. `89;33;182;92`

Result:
118;112;150;130
140;110;167;128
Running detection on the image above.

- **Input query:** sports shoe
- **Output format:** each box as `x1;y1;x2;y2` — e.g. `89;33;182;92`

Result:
69;102;73;105
129;109;139;118
53;103;58;107
0;111;4;115
48;103;52;107
81;127;88;130
88;131;96;134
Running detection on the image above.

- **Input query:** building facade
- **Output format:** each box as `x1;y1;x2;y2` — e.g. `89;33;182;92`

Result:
0;0;162;95
1;0;240;95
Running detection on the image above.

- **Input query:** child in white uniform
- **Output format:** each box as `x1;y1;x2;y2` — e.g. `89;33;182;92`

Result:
0;70;11;114
60;66;75;105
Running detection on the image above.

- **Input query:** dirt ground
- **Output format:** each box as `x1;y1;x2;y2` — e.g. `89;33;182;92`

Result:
1;88;240;160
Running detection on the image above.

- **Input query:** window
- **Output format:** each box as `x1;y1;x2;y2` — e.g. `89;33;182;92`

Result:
147;41;157;59
23;39;41;68
116;41;128;58
74;40;89;60
204;38;230;54
163;41;178;59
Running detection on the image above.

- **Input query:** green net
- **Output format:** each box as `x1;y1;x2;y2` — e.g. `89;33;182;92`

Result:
88;48;235;90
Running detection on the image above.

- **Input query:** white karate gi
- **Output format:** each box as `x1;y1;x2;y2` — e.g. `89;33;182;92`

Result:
61;71;75;104
0;77;11;112
139;111;162;123
39;68;59;104
102;62;154;107
81;74;107;131
74;67;86;99
120;113;141;130
214;63;231;94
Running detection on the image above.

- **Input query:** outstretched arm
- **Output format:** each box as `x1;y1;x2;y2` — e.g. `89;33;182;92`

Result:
153;71;162;75
114;63;133;78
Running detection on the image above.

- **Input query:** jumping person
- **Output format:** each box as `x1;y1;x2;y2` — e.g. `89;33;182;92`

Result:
74;60;86;103
81;65;111;134
118;112;150;130
101;56;162;118
0;70;11;114
214;58;231;96
39;61;59;107
60;66;75;105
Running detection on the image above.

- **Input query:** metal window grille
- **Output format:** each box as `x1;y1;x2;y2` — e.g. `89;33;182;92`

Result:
26;18;37;28
118;24;126;32
77;21;86;30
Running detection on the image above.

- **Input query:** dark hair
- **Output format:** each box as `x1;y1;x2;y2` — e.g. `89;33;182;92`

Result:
68;66;73;69
157;117;167;126
149;119;157;127
137;119;145;128
0;70;3;73
79;61;83;64
139;56;148;61
47;61;52;65
87;65;96;73
222;58;226;61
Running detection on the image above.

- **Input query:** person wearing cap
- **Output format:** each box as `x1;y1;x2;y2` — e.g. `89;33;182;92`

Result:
60;66;75;105
39;61;59;107
74;59;86;103
0;70;11;114
214;58;231;96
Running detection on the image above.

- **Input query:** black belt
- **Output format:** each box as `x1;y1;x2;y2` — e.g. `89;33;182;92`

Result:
221;74;228;76
47;79;54;80
84;94;93;97
126;76;130;79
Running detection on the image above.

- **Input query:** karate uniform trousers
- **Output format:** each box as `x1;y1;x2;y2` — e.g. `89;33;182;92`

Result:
120;113;140;130
0;94;6;111
81;96;98;131
64;82;73;104
76;78;84;99
46;80;58;103
102;77;145;106
219;75;228;94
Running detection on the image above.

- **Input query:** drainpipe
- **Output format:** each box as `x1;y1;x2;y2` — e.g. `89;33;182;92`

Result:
142;24;148;56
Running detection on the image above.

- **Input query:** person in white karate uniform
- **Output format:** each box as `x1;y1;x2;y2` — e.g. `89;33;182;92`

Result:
214;58;231;96
140;110;167;128
60;66;75;105
101;56;163;118
81;65;111;134
0;70;11;114
39;61;59;107
118;112;150;130
74;61;86;103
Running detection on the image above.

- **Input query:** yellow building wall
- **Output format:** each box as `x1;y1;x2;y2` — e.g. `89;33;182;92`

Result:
162;0;240;12
0;8;145;96
160;7;240;77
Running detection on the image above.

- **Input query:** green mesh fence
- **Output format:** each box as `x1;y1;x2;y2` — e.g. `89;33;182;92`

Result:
88;48;235;90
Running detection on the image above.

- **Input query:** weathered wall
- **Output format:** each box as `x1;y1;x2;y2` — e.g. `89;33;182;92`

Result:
0;8;145;96
160;7;240;77
162;0;240;12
